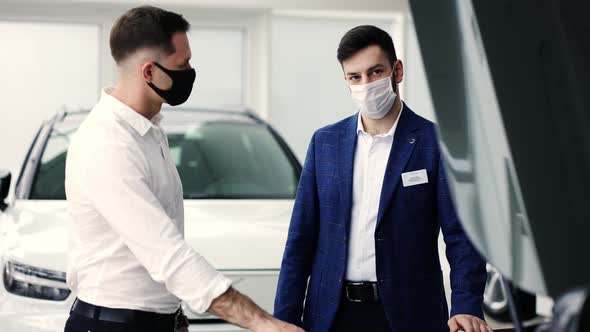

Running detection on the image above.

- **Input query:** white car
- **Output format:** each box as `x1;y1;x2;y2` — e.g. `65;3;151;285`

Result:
0;108;302;331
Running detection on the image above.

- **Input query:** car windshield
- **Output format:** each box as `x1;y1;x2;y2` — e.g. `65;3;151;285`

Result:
29;115;300;200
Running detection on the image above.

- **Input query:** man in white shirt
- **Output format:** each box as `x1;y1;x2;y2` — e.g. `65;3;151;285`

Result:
64;6;302;332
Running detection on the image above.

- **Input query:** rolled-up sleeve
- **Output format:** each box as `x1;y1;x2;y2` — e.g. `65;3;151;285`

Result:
82;142;231;314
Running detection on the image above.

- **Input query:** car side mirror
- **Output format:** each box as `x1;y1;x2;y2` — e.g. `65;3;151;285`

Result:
0;170;11;211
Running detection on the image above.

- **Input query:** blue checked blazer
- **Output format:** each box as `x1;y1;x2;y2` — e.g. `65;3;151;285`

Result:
274;104;486;332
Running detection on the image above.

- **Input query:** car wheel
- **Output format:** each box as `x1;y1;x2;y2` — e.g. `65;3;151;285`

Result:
483;264;537;322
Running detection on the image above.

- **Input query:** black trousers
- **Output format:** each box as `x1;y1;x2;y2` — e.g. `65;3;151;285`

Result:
64;312;175;332
330;297;391;332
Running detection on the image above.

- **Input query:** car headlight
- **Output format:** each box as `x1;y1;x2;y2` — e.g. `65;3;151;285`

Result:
2;259;71;301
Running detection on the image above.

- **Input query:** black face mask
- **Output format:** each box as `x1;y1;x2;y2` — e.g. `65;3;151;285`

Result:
147;62;196;106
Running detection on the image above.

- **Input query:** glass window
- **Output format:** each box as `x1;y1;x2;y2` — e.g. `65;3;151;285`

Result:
29;128;72;200
168;122;298;198
29;116;299;200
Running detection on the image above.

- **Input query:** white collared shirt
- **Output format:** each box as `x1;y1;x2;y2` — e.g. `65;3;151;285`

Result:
346;105;403;282
65;88;231;314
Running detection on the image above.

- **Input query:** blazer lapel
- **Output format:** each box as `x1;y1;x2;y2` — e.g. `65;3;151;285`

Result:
376;105;421;227
337;114;359;236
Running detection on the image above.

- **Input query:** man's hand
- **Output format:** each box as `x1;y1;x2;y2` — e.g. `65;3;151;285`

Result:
448;314;493;332
254;316;305;332
208;287;305;332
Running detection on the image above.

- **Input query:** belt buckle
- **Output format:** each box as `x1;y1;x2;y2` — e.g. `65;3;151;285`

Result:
345;282;364;303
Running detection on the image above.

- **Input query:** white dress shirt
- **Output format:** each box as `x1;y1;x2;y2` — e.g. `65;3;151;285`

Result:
345;105;403;282
65;88;231;314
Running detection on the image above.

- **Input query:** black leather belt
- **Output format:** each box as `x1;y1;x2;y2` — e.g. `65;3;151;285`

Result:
343;281;380;303
70;298;177;327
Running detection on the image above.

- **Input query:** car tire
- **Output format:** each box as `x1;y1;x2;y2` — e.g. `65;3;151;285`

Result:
483;265;537;322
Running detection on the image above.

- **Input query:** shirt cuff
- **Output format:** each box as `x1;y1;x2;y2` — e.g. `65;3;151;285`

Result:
188;273;233;314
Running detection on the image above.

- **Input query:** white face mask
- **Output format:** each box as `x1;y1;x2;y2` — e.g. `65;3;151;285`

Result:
349;75;396;120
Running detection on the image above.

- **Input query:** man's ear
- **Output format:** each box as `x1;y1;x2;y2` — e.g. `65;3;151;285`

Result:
393;59;404;84
142;62;155;83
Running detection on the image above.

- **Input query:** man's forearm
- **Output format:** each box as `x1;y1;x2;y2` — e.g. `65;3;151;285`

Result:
208;287;273;331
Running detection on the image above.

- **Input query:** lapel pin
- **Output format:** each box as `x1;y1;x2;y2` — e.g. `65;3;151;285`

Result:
409;138;416;144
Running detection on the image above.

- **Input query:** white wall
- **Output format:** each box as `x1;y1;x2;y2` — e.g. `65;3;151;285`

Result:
403;15;435;122
6;0;406;12
185;28;245;109
0;22;100;188
269;13;402;161
268;10;436;162
0;0;437;182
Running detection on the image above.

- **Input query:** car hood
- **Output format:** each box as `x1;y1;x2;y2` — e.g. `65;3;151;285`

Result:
1;199;293;273
409;0;590;297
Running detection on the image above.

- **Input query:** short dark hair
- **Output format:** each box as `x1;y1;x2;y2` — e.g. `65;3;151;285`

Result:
110;6;190;64
337;25;397;68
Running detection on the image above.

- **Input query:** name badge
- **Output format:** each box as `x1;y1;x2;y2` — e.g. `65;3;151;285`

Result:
401;169;428;187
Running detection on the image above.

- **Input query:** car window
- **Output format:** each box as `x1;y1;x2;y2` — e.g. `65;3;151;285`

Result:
29;129;71;199
169;122;298;199
28;118;299;200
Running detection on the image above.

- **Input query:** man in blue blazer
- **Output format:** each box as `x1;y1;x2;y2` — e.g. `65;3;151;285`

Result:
274;25;490;332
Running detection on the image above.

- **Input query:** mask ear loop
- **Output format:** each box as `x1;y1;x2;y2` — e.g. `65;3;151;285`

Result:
152;62;173;79
152;62;167;73
146;62;163;88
